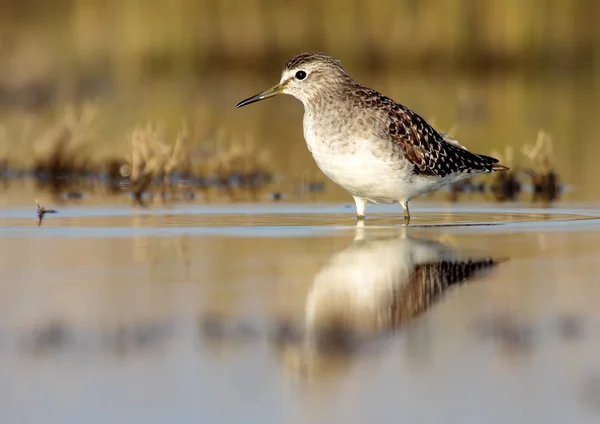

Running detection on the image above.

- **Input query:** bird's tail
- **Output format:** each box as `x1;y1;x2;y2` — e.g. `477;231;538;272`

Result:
475;153;511;172
492;163;511;172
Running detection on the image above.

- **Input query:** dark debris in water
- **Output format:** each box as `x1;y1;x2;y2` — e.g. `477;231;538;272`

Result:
271;321;304;346
555;314;585;341
471;313;535;353
18;319;175;357
199;314;227;340
198;314;363;353
471;312;589;355
199;315;368;355
5;311;592;365
36;198;57;227
103;320;173;355
199;314;263;344
21;320;73;356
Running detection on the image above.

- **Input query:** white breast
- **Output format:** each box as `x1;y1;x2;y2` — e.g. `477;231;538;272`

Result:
304;117;415;202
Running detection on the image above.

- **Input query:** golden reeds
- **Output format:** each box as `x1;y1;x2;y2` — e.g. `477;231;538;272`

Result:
31;103;97;195
125;121;275;205
127;121;188;205
445;129;562;203
522;130;562;202
489;146;522;202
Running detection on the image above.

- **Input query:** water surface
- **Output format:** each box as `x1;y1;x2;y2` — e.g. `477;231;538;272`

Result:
1;200;600;423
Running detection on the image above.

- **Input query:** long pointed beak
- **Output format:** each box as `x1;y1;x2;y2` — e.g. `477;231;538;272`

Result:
236;83;283;108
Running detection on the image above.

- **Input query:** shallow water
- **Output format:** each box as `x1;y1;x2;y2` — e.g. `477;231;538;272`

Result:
2;199;600;423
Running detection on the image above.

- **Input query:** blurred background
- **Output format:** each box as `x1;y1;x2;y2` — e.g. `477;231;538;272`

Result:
3;3;600;423
0;0;599;202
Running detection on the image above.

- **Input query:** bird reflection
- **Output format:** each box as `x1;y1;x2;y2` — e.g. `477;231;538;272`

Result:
279;225;505;379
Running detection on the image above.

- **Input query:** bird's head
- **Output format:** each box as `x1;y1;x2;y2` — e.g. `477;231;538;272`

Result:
236;52;350;108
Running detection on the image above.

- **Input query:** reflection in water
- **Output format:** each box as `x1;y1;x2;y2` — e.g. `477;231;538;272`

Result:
279;224;505;379
19;319;175;357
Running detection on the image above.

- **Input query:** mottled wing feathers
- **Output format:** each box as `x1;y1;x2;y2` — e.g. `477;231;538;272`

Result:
390;107;499;177
390;258;497;326
360;89;500;178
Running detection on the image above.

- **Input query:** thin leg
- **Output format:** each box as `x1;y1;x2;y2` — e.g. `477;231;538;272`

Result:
354;219;365;241
353;196;367;220
400;200;410;225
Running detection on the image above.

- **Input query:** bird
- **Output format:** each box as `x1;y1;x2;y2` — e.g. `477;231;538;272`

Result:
236;52;510;224
305;228;502;343
278;225;504;379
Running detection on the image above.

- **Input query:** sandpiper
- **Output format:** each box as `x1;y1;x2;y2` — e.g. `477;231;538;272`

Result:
280;228;503;377
236;52;509;224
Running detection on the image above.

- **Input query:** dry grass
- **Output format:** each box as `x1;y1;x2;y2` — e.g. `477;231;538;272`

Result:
0;101;278;205
440;123;562;203
126;121;188;205
210;134;274;201
0;96;566;207
522;130;562;202
488;146;523;202
30;103;97;195
123;122;275;205
486;130;563;203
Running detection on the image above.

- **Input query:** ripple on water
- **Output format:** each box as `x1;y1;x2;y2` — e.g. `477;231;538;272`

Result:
1;203;600;238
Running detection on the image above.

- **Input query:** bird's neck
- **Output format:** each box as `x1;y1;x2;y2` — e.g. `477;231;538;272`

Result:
302;84;355;117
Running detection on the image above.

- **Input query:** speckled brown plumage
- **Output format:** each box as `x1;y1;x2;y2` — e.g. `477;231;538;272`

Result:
236;52;510;223
345;86;502;178
284;52;344;73
304;233;505;347
389;103;499;177
390;258;498;327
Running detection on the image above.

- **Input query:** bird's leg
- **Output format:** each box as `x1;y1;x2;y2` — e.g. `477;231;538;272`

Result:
354;219;365;241
353;196;367;221
400;200;410;225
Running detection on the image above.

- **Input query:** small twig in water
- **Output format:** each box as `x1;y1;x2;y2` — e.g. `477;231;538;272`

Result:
36;198;57;227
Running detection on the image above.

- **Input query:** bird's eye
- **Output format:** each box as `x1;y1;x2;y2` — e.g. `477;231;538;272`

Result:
295;70;307;80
